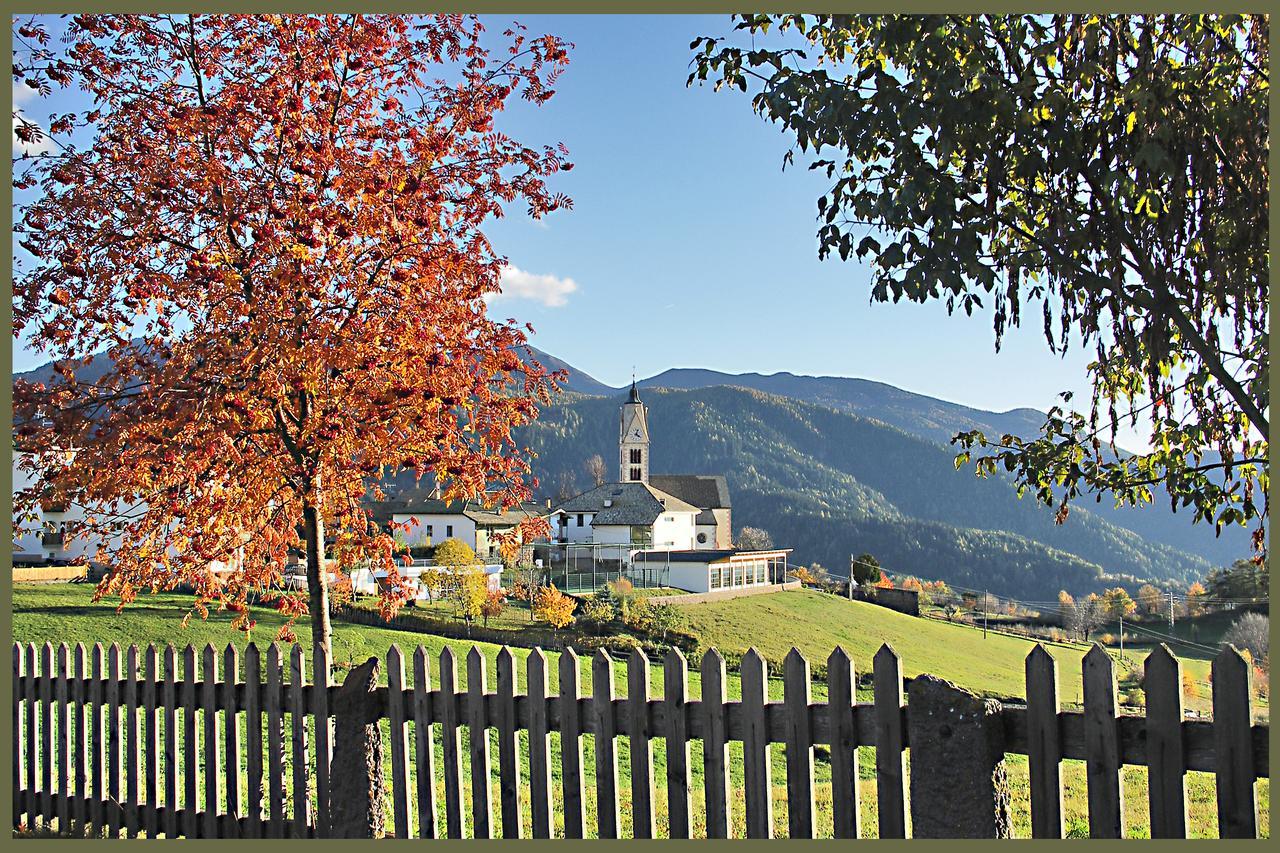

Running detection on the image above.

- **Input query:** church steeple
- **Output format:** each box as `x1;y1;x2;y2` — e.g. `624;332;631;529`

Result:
619;381;649;483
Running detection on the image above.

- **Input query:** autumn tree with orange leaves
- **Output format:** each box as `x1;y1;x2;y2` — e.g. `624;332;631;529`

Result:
12;14;573;655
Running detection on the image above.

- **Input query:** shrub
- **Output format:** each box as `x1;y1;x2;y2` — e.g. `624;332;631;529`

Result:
451;568;489;632
648;603;685;642
1123;688;1145;708
479;589;506;628
532;584;576;633
434;538;477;569
622;596;655;634
1099;633;1115;646
580;593;615;630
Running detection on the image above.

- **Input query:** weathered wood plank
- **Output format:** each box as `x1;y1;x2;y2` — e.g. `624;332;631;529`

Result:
438;647;465;839
72;644;88;836
265;644;284;838
827;647;860;839
466;647;493;840
701;648;731;839
143;645;159;839
1212;645;1257;838
203;645;222;839
526;648;552;839
41;643;54;830
12;645;21;830
386;645;413;839
243;644;263;839
55;643;70;834
105;643;121;838
182;645;199;840
162;645;177;839
873;644;908;839
1026;645;1064;839
25;644;39;832
1082;644;1124;838
740;648;773;839
412;647;438;840
123;645;140;837
311;642;331;839
495;647;523;839
558;648;585;839
289;644;311;838
664;649;692;840
628;649;656;839
223;644;241;839
784;648;815;839
86;645;102;829
1145;645;1187;838
593;649;620;839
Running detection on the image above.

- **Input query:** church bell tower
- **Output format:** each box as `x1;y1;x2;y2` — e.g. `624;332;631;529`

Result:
619;381;649;483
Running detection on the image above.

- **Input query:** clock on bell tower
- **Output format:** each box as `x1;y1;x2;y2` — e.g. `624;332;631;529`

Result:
619;380;650;483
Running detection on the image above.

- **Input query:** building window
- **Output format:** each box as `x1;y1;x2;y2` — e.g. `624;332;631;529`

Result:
630;466;642;481
576;513;584;527
710;566;722;589
446;524;453;538
697;532;707;544
630;526;652;546
425;524;433;538
630;448;642;464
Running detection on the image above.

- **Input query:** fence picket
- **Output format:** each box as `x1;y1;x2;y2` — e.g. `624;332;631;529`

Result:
162;646;177;839
1212;646;1257;838
1026;645;1064;839
495;647;523;839
26;644;39;833
244;644;263;839
784;648;815;839
827;648;860;839
203;645;221;839
312;642;331;839
55;643;70;834
701;649;731;839
526;649;552;839
265;644;284;838
182;645;199;839
412;647;438;840
223;645;242;838
73;644;88;836
558;648;586;839
106;643;121;837
124;645;140;837
1082;644;1124;838
741;648;773;839
664;649;692;840
12;645;21;830
466;647;493;840
592;649;620;839
289;644;311;838
873;644;908;839
628;649;656;839
1144;645;1187;838
89;644;103;836
386;645;413;839
438;647;465;839
144;646;159;839
41;643;54;830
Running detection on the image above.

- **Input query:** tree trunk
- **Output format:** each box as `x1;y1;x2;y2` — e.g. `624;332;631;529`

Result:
304;496;332;658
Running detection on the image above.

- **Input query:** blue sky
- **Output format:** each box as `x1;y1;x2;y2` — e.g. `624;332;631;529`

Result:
12;14;1138;447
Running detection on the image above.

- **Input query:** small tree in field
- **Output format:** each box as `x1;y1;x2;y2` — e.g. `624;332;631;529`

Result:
479;589;506;628
1223;611;1268;666
1137;584;1163;617
1103;587;1137;620
452;568;490;634
533;584;576;633
11;14;572;655
584;454;606;487
734;526;773;551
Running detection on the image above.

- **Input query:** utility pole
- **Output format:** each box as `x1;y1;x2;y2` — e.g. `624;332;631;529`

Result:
848;554;855;600
982;590;988;639
1119;616;1124;659
1169;591;1176;631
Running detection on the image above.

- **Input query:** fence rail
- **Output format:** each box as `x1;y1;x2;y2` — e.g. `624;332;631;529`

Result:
12;640;1268;839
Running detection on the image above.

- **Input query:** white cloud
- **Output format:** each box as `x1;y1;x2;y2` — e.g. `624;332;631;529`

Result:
491;265;578;308
13;83;54;156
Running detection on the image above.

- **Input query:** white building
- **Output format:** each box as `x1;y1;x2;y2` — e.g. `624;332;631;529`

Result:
641;548;792;593
550;481;700;549
376;491;544;562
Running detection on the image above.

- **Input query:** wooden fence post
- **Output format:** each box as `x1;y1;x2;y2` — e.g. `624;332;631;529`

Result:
740;648;773;839
700;648;731;839
1082;645;1124;838
664;648;692;840
1025;645;1064;838
1144;645;1188;838
827;647;860;839
906;674;1012;838
1212;645;1257;838
873;644;908;839
328;657;385;838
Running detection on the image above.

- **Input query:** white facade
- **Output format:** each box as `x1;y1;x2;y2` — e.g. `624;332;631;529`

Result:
555;509;696;549
658;551;790;593
11;450;121;564
392;512;477;549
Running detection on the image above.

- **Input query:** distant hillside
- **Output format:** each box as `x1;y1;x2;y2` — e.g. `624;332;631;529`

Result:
519;386;1217;600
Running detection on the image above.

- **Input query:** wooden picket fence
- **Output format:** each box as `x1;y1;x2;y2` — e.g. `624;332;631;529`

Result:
11;640;1269;839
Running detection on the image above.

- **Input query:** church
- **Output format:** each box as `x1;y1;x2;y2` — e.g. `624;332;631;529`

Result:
549;382;732;550
546;384;790;593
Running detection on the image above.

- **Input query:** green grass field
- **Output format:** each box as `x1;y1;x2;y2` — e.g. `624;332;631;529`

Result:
10;583;1268;838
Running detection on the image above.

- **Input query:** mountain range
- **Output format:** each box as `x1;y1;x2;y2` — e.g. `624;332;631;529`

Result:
519;346;1249;599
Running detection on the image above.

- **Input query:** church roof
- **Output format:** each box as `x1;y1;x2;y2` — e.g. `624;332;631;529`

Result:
628;380;642;403
371;489;543;527
647;474;731;510
551;481;699;526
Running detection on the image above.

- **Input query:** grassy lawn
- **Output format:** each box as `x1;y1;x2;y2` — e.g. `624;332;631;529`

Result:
11;583;1268;838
